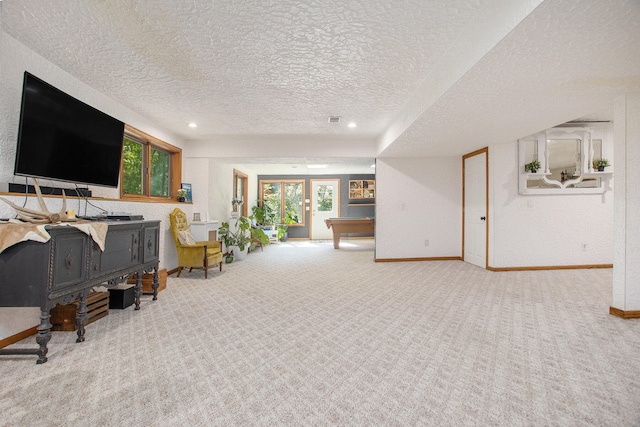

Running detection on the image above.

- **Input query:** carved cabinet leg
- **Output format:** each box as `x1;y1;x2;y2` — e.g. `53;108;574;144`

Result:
36;309;52;364
76;292;87;343
134;272;142;310
152;268;159;301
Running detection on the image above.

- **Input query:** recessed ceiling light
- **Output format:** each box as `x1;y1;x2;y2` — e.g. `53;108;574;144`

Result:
188;122;198;128
348;122;357;128
307;164;327;169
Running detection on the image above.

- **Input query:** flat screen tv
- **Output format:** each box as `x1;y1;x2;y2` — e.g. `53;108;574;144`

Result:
14;71;125;188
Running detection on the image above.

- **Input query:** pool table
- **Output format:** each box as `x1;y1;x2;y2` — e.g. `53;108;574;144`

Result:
324;217;375;249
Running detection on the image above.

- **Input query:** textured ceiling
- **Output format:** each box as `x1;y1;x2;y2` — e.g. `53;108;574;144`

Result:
381;0;640;157
2;0;480;137
3;0;640;170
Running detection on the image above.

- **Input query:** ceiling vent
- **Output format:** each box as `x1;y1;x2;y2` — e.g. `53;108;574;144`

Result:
328;116;341;123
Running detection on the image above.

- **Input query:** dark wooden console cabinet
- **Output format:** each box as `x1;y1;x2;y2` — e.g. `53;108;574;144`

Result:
0;220;160;363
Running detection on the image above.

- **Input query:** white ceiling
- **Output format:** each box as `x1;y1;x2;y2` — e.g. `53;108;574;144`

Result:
3;0;640;173
227;157;376;176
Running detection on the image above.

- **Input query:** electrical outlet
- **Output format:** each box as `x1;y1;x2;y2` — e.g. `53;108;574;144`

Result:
425;239;429;246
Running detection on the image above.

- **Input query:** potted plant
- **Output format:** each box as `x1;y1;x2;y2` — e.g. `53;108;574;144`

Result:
177;188;187;202
218;221;234;255
250;201;279;241
231;197;243;217
219;217;250;260
278;209;299;241
251;202;278;228
593;159;611;171
219;216;267;260
250;225;270;249
525;160;541;173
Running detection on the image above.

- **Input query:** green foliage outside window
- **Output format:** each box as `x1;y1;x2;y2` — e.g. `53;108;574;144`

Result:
150;148;170;197
262;183;281;224
123;137;143;195
123;136;171;197
284;182;303;224
260;181;303;225
316;185;333;212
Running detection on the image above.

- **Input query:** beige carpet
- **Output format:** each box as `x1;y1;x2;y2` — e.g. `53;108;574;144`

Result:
1;239;639;426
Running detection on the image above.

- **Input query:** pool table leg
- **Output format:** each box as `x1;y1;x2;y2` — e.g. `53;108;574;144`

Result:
332;232;340;249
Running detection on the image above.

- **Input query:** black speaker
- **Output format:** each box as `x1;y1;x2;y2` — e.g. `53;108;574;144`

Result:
8;183;91;197
108;285;135;309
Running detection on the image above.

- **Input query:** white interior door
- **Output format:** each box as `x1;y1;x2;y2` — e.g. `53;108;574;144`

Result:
311;179;339;240
464;150;487;268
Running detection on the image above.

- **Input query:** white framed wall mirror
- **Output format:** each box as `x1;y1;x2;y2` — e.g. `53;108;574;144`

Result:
518;126;613;195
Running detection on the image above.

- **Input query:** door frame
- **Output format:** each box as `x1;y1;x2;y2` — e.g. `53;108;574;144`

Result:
310;178;341;239
462;147;489;268
233;169;248;217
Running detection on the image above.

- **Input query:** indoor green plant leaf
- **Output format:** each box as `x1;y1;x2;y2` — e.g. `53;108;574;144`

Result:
525;160;541;173
593;159;610;170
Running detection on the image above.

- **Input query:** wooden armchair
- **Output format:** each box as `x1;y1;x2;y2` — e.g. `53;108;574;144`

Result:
169;208;222;278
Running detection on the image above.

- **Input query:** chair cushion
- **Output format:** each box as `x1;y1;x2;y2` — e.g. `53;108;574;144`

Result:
206;247;221;256
177;230;196;246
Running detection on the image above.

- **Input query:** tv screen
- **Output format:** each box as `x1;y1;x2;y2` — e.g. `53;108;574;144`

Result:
14;72;125;188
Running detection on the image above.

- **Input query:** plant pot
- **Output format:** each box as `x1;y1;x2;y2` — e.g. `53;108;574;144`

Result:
178;197;185;202
232;246;249;261
598;166;605;171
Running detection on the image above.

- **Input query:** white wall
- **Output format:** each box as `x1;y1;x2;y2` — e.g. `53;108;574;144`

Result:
375;142;614;268
0;33;188;271
375;158;462;259
0;26;265;275
489;141;614;268
182;157;211;220
612;94;640;311
183;157;259;226
207;158;235;222
0;34;185;196
0;32;191;340
186;135;377;159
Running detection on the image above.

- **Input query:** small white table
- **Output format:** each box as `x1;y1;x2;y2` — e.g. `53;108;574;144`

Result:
191;220;220;241
264;227;279;243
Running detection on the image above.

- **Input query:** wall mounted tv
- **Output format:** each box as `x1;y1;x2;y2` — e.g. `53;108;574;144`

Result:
14;71;125;188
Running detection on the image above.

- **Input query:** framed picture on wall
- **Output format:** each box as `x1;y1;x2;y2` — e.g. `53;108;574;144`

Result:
181;183;192;203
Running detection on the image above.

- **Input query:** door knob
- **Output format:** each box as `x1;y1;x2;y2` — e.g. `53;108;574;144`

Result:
480;216;486;221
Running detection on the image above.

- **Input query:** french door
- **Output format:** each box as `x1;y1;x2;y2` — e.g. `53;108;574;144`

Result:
310;179;339;239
